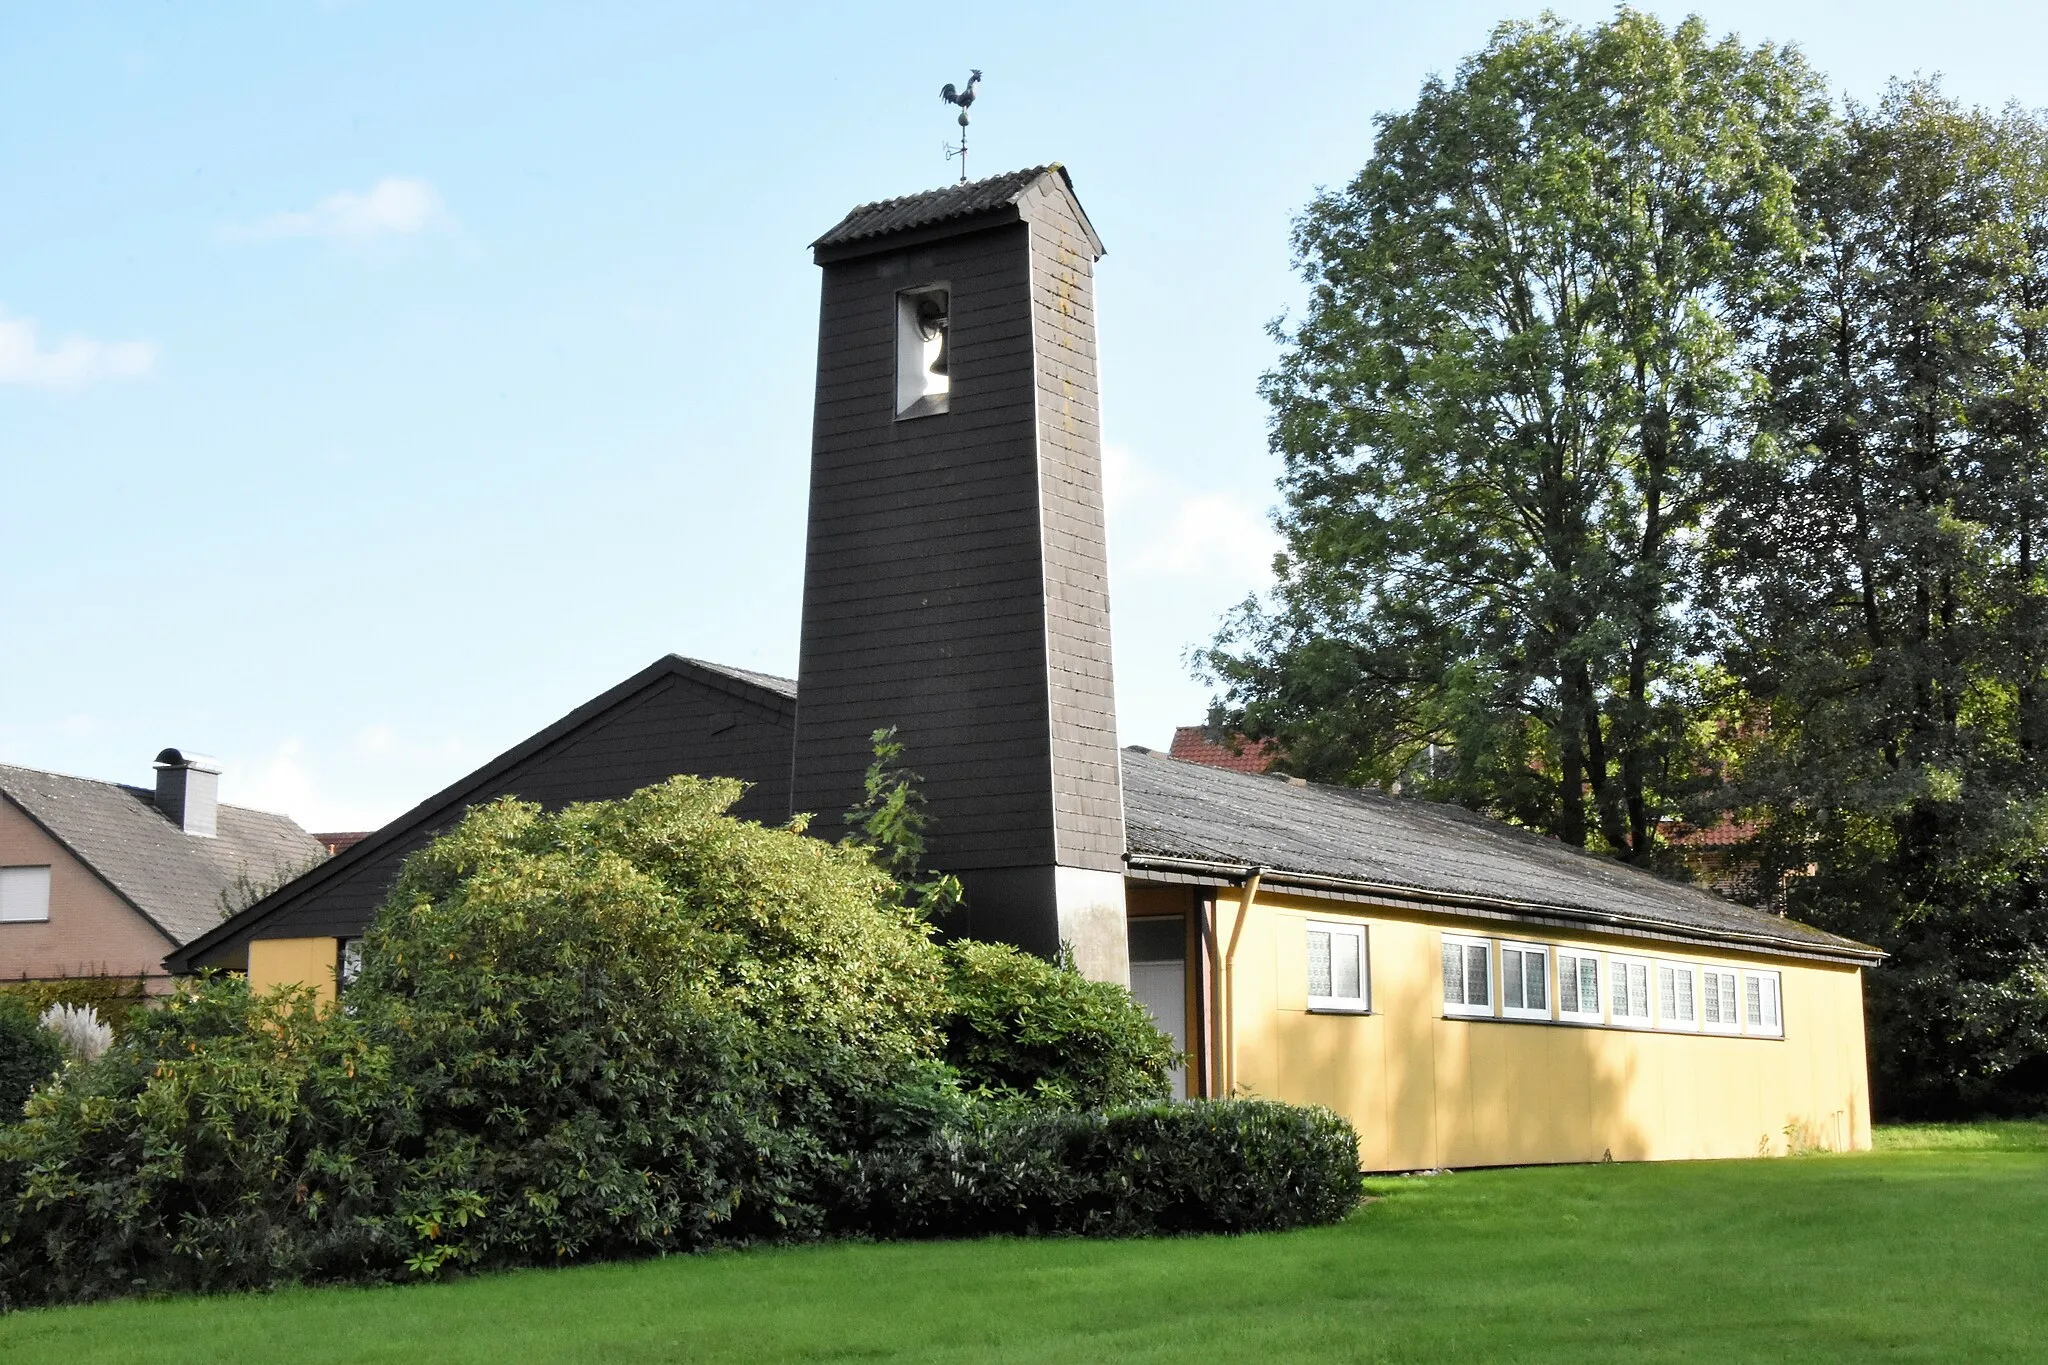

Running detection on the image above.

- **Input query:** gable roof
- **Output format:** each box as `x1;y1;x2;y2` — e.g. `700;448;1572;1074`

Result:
811;165;1104;261
1119;747;1880;965
0;763;325;948
167;654;798;974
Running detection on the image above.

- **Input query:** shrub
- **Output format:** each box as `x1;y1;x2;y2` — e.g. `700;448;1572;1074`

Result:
844;1099;1363;1238
314;776;951;1272
0;978;399;1307
938;939;1177;1108
0;997;63;1119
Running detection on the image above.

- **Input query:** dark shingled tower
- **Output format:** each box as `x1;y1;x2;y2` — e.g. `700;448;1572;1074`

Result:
793;165;1128;983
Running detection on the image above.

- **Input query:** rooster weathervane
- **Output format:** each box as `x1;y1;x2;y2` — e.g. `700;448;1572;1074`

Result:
941;69;981;184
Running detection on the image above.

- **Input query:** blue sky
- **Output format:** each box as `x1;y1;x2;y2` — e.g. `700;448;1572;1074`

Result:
7;1;2048;832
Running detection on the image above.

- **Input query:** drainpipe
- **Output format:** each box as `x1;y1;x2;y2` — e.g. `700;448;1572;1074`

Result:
1222;865;1264;1096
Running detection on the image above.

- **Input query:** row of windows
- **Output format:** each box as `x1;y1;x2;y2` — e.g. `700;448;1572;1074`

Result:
1301;919;1786;1039
1443;934;1784;1037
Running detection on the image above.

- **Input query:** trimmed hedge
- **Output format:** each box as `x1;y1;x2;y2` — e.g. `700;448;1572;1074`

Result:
845;1099;1363;1238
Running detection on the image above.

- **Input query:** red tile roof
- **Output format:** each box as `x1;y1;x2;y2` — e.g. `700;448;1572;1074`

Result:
1168;726;1278;775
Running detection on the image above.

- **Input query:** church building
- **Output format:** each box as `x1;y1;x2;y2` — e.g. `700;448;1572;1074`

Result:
174;166;1881;1169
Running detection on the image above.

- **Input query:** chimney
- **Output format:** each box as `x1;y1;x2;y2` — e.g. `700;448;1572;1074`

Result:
153;748;220;838
792;167;1128;984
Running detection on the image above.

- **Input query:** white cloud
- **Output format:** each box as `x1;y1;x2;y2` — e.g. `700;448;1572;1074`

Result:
1129;490;1282;584
1106;443;1281;587
231;177;452;244
0;308;157;388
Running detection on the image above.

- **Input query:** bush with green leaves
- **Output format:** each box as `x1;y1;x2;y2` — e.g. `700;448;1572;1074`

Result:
0;996;63;1120
0;979;399;1307
843;1099;1363;1238
350;776;950;1272
938;938;1178;1108
0;776;950;1305
0;773;1354;1309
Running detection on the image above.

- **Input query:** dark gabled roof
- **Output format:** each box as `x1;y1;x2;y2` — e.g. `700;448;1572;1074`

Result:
0;763;325;948
811;164;1103;260
1119;748;1881;964
166;654;798;973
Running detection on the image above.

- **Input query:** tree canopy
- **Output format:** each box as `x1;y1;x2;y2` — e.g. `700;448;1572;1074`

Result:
1209;10;2048;1116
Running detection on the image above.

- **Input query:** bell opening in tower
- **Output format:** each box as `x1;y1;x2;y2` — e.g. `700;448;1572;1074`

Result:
895;284;951;418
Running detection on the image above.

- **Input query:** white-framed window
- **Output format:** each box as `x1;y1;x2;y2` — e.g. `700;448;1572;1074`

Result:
1499;941;1551;1020
1441;934;1493;1017
1701;967;1742;1034
1656;961;1699;1031
1608;954;1653;1027
337;937;365;992
0;866;52;923
1555;947;1603;1023
1306;919;1369;1013
1744;969;1784;1037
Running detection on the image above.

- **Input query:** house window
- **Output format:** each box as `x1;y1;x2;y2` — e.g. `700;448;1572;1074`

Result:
895;284;951;417
1307;919;1369;1013
0;866;52;923
1555;948;1602;1023
1500;941;1550;1020
1441;935;1492;1017
337;938;365;991
1657;962;1699;1031
1744;970;1784;1037
1701;968;1741;1034
1609;955;1653;1027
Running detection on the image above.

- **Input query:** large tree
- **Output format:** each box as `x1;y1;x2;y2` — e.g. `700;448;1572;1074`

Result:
1208;10;1822;859
1715;84;2048;1115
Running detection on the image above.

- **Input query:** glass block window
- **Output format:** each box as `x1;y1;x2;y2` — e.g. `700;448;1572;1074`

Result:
1657;962;1699;1031
1442;935;1493;1017
1702;968;1742;1034
1744;970;1784;1037
1556;949;1603;1023
1306;920;1368;1013
1609;956;1653;1026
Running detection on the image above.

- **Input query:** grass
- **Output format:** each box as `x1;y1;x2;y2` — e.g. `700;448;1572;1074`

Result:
2;1124;2043;1364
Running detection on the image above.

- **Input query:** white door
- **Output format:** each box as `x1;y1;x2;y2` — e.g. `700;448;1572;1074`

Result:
1129;958;1188;1100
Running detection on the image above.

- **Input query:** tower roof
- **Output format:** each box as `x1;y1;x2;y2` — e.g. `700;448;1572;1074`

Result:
811;164;1103;262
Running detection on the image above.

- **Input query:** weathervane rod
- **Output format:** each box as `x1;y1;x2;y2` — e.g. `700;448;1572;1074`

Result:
941;68;981;185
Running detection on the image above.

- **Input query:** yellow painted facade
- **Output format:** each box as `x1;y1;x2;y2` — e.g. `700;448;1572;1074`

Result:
247;937;340;1007
1214;887;1871;1168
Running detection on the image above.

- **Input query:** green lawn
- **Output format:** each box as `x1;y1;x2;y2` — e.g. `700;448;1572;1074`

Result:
3;1124;2042;1364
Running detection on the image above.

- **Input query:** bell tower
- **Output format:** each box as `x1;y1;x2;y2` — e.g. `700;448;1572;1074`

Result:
791;166;1128;984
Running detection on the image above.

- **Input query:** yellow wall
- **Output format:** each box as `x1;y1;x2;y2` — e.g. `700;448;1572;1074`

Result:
1221;888;1872;1169
247;937;339;1007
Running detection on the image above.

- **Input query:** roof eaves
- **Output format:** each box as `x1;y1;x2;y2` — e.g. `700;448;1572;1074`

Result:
1123;851;1886;966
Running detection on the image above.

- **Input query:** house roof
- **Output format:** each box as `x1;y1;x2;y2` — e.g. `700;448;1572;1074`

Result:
1168;726;1278;775
1119;747;1880;965
167;654;799;974
811;165;1104;261
0;762;326;949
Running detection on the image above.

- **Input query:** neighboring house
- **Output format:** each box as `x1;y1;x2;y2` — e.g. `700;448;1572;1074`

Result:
1169;726;1277;775
183;166;1883;1167
1;750;326;991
